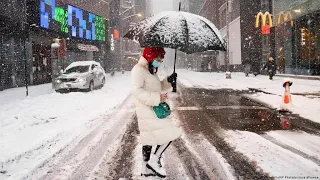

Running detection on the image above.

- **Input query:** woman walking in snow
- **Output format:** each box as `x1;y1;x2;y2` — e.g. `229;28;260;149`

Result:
131;47;182;178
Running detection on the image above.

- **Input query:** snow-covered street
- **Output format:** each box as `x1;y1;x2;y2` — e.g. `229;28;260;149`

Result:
1;71;320;179
2;0;320;179
0;73;132;179
178;69;320;124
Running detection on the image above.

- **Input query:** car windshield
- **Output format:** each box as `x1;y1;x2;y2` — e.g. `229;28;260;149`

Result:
64;65;89;74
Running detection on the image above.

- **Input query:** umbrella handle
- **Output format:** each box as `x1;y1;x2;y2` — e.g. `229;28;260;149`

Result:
172;48;177;92
173;0;180;92
173;49;177;73
172;81;177;92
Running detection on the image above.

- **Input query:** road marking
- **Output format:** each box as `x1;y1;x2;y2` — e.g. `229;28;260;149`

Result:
176;106;203;110
175;106;269;111
206;106;269;110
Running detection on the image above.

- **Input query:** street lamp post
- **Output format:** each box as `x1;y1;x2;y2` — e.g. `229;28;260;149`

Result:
120;21;123;72
23;0;29;96
226;0;232;72
51;40;60;88
21;21;29;97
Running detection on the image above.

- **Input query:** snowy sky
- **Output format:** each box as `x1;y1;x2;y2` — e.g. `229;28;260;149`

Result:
151;0;174;14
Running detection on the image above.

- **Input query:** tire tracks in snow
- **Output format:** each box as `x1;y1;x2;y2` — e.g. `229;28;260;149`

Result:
70;113;135;180
100;111;224;179
177;133;236;180
260;133;320;166
177;110;271;180
37;95;135;180
170;138;216;179
101;115;138;179
177;83;320;179
101;115;213;179
176;84;272;180
167;89;236;180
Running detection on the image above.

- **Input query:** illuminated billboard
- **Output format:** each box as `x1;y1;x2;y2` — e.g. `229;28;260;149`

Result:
40;0;106;41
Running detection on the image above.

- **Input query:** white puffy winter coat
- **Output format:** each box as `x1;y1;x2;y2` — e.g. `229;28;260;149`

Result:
131;56;181;146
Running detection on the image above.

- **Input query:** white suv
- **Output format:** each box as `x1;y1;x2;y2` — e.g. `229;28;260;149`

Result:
54;61;106;92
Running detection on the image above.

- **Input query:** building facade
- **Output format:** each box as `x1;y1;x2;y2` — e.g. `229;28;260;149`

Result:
122;0;146;71
241;0;274;74
274;0;320;75
0;0;109;91
196;0;242;72
0;0;28;90
197;0;320;75
29;0;108;85
181;0;278;74
108;0;147;72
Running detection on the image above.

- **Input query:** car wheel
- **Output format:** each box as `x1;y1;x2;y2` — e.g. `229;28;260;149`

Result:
89;81;94;92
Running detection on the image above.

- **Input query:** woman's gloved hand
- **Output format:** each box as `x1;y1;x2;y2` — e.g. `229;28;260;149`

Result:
167;73;177;83
160;93;168;102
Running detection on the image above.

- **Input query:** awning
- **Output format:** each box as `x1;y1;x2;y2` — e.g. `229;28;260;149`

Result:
77;44;99;51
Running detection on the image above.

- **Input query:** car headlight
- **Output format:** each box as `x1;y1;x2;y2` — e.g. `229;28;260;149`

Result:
78;78;86;82
55;79;61;83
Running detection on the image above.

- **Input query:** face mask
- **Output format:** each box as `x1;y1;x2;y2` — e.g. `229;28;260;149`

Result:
152;60;161;68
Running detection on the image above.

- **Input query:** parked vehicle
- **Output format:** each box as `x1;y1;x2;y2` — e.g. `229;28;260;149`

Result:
54;61;106;93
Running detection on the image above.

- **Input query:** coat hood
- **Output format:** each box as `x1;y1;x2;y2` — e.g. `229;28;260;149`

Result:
138;56;149;67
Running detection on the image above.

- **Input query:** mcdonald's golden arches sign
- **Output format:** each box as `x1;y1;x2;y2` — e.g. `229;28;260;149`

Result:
276;11;294;27
255;12;273;34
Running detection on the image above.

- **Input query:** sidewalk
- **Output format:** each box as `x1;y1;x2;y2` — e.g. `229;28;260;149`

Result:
0;73;132;180
276;74;320;81
0;83;53;108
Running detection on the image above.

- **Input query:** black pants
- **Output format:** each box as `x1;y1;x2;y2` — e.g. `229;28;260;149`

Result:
142;141;172;162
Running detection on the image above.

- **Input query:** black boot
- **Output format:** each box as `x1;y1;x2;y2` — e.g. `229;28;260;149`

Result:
141;145;155;177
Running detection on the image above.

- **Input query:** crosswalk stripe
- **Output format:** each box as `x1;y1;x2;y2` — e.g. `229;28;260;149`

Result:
175;106;268;111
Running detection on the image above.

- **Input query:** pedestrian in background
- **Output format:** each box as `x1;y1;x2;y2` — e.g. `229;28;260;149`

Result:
131;47;182;178
201;62;205;72
208;61;212;73
264;57;277;80
244;60;251;77
252;59;260;76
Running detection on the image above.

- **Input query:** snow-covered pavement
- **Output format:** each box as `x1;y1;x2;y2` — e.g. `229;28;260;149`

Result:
177;69;320;179
178;69;320;124
0;73;131;179
224;130;320;177
1;69;320;179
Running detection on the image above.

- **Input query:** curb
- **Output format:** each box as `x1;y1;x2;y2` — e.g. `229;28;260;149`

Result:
276;74;320;81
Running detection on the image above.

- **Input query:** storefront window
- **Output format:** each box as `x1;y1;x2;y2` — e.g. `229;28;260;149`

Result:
275;0;320;75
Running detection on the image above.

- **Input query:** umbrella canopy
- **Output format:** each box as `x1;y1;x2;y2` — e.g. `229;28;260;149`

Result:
124;11;226;54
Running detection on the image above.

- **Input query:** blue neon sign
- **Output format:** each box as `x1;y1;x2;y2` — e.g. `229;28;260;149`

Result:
40;0;105;41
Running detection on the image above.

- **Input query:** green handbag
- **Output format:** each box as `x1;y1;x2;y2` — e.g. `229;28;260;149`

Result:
153;102;171;119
